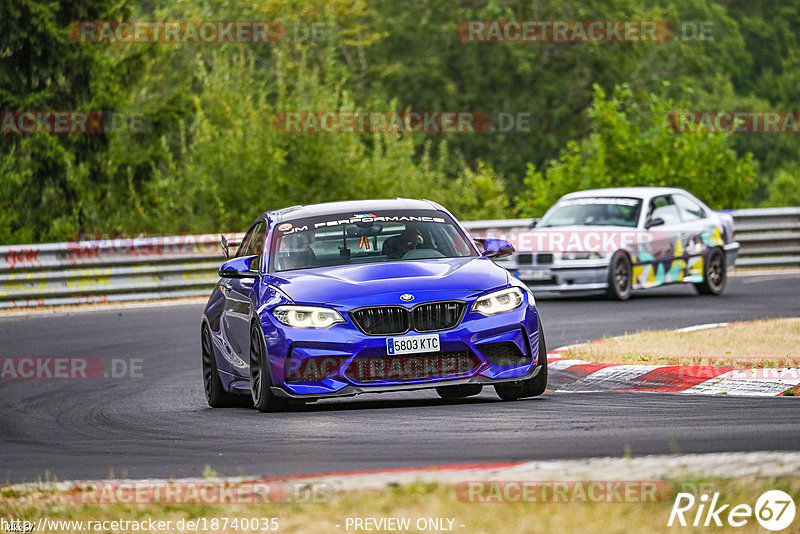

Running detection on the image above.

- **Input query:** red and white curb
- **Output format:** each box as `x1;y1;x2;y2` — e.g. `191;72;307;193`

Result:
546;320;800;397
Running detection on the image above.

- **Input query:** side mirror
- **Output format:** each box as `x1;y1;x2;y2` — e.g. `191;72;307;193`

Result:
219;255;259;279
474;238;515;259
645;217;665;229
528;219;538;228
220;234;230;258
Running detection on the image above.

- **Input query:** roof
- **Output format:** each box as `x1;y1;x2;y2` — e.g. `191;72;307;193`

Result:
258;198;444;223
560;187;691;200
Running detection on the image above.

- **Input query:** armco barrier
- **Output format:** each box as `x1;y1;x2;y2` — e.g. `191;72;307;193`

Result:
0;209;797;309
724;207;800;267
0;234;243;309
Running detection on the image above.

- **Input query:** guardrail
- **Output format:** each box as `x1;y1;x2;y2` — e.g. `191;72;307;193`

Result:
723;208;800;267
0;234;244;309
1;208;797;309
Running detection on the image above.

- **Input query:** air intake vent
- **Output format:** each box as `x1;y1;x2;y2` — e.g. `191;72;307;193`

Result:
479;341;531;366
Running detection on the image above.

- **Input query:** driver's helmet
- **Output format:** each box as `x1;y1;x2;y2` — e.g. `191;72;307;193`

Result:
276;233;313;270
398;229;424;255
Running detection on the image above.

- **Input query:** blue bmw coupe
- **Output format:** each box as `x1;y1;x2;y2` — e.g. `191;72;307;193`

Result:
201;198;547;412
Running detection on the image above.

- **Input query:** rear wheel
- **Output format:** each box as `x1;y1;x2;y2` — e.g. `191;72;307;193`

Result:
606;251;632;300
250;322;290;413
694;247;727;295
202;326;248;408
436;384;482;399
494;322;548;401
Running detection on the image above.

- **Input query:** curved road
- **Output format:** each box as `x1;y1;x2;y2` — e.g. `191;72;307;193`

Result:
1;272;798;483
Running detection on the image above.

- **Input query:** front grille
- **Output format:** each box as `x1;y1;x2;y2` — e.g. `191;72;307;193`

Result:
537;253;554;264
350;306;409;335
412;302;466;332
351;301;466;335
479;341;531;366
517;253;533;264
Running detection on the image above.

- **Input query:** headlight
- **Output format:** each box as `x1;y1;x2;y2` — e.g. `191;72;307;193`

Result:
562;252;603;260
272;306;345;328
471;287;525;315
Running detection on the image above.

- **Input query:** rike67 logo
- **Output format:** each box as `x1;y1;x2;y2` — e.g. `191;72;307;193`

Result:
668;490;796;531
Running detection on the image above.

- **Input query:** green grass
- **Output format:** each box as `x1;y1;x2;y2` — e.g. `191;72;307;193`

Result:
2;476;798;533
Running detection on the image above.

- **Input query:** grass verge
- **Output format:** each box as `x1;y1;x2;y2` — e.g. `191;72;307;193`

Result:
1;476;798;533
558;318;800;368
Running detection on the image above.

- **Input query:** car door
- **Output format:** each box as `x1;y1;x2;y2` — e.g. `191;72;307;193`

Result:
639;195;683;288
672;193;715;281
221;221;266;359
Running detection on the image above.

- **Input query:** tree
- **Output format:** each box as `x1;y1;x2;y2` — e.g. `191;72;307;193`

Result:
517;83;755;216
0;0;137;243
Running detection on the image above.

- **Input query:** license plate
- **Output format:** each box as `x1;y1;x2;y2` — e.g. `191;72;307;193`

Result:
386;334;440;355
519;268;552;280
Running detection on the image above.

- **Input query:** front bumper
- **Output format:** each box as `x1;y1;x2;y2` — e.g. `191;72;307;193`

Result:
260;293;542;398
724;242;740;269
512;262;610;294
271;362;544;399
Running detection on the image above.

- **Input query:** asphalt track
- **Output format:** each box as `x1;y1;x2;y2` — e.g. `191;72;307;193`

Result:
1;272;798;483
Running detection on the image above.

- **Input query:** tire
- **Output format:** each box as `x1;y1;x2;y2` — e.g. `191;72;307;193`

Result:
436;384;482;399
202;326;249;408
694;247;727;295
250;322;290;413
606;251;632;300
494;321;548;401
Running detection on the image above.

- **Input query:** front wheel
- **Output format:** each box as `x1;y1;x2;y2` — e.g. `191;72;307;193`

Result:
250;322;290;413
202;326;250;408
694;247;727;295
606;251;632;300
494;322;548;401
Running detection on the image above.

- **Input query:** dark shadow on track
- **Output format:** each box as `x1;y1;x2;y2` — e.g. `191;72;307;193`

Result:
201;393;550;414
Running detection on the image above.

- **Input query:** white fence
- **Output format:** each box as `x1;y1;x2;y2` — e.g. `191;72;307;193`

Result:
1;208;797;309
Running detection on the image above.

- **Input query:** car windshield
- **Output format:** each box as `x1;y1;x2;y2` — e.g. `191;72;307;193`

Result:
538;197;642;228
269;210;477;272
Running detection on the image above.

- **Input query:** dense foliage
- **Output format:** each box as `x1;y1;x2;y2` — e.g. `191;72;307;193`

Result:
0;0;795;244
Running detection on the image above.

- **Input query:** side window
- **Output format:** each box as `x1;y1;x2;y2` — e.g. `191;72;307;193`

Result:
674;195;707;221
235;225;257;258
236;222;266;257
244;222;266;257
648;195;681;225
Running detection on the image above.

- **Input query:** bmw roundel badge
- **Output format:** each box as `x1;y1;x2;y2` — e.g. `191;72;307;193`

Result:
400;294;414;302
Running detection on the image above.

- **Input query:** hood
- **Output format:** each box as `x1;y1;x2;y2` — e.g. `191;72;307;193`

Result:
268;257;508;304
